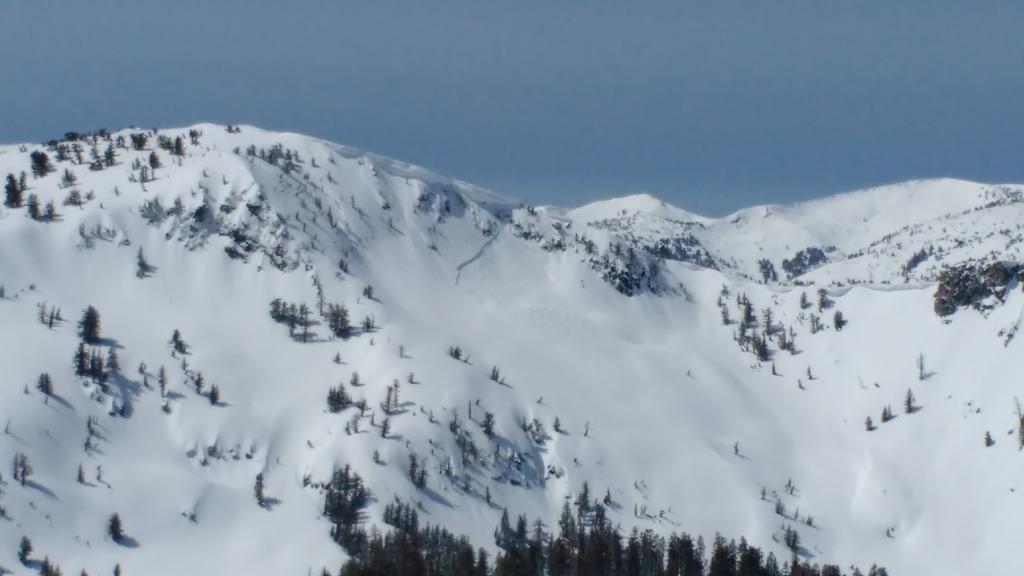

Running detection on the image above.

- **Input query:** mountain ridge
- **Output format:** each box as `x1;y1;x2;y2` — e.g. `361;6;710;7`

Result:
1;123;1021;575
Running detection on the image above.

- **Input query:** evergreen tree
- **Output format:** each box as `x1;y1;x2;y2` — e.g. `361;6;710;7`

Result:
833;310;846;331
158;366;168;396
78;306;102;343
26;193;40;218
61;168;77;188
170;329;187;354
30;150;52;178
13;452;32;486
328;384;351;413
40;557;62;576
299;303;311;342
799;292;811;310
707;534;736;576
4;173;22;207
108;513;124;543
136;247;153;278
37;372;54;397
130;132;149;150
324;464;369;554
482;412;496;437
74;342;89;376
327;304;351;337
255;472;266;507
18;535;32;563
107;347;120;373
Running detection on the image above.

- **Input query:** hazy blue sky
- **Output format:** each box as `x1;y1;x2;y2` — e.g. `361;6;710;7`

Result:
2;1;1022;215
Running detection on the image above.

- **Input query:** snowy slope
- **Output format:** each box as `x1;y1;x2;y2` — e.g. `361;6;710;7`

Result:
1;124;1022;575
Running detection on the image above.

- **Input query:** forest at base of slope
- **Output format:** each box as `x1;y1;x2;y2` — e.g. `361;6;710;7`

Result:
322;466;885;576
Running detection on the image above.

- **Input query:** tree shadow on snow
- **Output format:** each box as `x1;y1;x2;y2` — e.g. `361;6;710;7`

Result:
795;544;815;559
45;393;75;412
108;372;144;419
26;480;59;501
93;337;124;349
419;485;455;510
116;535;140;548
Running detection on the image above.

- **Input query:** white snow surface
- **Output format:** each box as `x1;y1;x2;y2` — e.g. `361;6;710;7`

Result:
0;124;1022;575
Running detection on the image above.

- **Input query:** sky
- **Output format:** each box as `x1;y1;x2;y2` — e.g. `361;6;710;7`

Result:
1;0;1023;215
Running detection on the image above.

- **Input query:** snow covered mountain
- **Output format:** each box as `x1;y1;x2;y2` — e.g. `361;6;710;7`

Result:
1;124;1022;576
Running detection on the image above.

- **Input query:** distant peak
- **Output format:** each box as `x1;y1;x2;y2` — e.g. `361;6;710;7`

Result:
569;192;704;223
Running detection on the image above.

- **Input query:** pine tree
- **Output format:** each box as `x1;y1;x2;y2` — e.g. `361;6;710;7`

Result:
326;303;351;338
158;366;168;397
30;150;52;178
255;472;266;507
194;372;205;395
61;168;77;188
29;194;44;220
4;173;23;207
39;557;60;576
108;513;124;543
74;342;89;376
408;453;419;485
904;388;915;414
136;247;152;278
209;384;220;405
833;310;846;331
170;329;187;354
13;452;32;485
482;412;495;437
799;292;810;310
107;348;120;373
299;303;311;342
37;373;54;397
130;132;149;151
18;535;32;563
78;306;102;343
328;384;351;413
